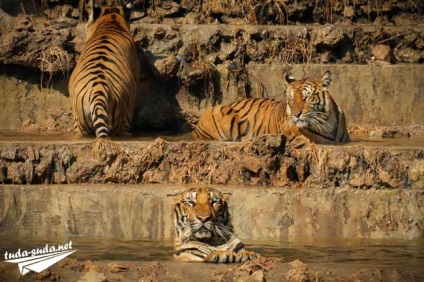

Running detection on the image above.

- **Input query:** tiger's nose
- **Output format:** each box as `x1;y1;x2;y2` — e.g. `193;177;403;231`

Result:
294;111;302;118
196;215;211;222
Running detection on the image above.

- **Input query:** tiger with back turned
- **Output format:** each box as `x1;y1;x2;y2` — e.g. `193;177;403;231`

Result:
192;71;349;144
69;0;140;138
174;187;258;263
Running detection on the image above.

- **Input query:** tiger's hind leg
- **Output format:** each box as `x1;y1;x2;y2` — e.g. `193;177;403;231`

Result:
119;121;133;137
114;119;132;137
73;117;92;137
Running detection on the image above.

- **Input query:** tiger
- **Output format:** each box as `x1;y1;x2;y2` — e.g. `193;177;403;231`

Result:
192;71;349;144
69;0;140;138
174;187;259;263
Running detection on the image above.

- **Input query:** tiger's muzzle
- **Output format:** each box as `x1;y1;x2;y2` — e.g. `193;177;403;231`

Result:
190;218;215;240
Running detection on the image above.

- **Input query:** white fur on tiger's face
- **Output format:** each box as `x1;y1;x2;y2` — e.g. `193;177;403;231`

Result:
174;187;259;263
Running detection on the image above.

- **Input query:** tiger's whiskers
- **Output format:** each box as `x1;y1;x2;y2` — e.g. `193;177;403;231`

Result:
214;223;233;241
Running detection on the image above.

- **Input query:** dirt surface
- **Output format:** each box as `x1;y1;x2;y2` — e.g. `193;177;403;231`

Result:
0;256;423;282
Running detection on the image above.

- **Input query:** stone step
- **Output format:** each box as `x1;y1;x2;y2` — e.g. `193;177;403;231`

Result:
1;63;423;134
0;184;422;240
0;136;423;189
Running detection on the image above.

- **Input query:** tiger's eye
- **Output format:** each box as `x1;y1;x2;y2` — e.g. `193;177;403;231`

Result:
212;201;221;208
185;200;195;206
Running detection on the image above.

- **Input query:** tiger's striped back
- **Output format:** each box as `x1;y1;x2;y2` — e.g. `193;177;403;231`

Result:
192;71;349;144
192;98;293;141
69;0;139;138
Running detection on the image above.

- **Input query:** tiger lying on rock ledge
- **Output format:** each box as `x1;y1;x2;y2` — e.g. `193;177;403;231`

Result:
173;187;259;263
192;71;349;145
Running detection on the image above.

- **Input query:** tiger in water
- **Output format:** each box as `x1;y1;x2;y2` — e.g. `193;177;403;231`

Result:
69;0;140;138
192;71;349;144
174;187;259;263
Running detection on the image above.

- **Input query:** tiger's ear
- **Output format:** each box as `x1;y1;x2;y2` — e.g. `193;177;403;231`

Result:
284;74;295;98
125;0;133;9
321;71;332;88
84;0;94;23
221;192;231;203
284;74;296;85
166;189;187;204
85;0;102;24
123;0;133;21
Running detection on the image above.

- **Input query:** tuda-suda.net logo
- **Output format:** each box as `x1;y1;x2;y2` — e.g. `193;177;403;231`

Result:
4;241;76;275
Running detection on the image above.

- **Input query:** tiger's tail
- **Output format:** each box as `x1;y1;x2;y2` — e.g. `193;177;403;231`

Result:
90;89;109;138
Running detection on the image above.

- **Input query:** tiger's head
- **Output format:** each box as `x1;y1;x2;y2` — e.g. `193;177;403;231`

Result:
174;187;234;244
83;0;133;38
284;71;349;144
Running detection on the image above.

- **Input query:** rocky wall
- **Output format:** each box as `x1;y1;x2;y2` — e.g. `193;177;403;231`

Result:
0;136;423;189
3;0;424;25
0;184;423;240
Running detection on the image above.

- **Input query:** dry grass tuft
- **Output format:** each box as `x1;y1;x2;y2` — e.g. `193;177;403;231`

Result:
90;138;129;164
279;34;313;65
242;0;288;25
178;39;219;107
38;45;73;85
405;0;424;14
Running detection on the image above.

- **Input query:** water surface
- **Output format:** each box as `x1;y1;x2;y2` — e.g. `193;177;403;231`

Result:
1;236;423;272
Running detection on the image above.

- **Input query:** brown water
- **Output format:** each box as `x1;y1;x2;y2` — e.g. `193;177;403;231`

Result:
1;236;423;271
250;237;424;270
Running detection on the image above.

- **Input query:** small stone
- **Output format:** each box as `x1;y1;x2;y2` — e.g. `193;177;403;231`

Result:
241;156;262;174
27;146;40;161
395;47;422;63
371;45;393;62
37;269;51;279
251;270;265;282
108;263;130;273
344;6;355;18
1;147;17;160
153;55;180;81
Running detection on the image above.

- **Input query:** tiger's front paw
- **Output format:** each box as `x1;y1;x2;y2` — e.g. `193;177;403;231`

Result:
235;250;260;263
205;250;259;263
205;250;236;263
